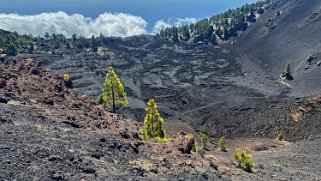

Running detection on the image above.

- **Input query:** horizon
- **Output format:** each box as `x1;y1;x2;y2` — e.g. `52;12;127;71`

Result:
0;0;259;37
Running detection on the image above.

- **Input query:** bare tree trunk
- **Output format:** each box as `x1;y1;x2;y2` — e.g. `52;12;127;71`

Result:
111;80;116;113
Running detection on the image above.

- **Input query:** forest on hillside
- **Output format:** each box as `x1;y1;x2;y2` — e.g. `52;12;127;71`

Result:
155;0;272;44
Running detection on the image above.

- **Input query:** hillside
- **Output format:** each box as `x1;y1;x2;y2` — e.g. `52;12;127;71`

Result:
155;0;272;44
1;0;321;180
2;0;319;141
237;0;321;97
0;57;232;180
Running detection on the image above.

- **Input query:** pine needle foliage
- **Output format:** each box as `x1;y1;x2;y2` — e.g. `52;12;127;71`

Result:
99;66;128;113
140;98;167;141
232;150;255;172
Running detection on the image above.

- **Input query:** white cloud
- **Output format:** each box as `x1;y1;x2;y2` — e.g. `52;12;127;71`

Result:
151;17;198;34
0;11;148;38
174;17;197;26
151;20;171;34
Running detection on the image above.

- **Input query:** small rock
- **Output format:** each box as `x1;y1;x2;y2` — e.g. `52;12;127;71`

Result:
0;117;12;123
132;166;146;177
210;162;218;171
201;172;209;180
130;144;139;154
161;158;172;169
51;172;66;181
63;120;83;128
99;137;107;142
4;92;18;99
0;79;6;88
48;155;59;161
131;131;141;140
91;150;102;159
0;97;8;104
30;99;38;104
43;99;54;105
81;166;96;174
149;168;158;174
120;130;131;139
30;68;40;75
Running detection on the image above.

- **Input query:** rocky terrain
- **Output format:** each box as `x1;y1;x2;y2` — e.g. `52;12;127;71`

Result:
0;57;232;180
1;0;321;180
2;57;321;181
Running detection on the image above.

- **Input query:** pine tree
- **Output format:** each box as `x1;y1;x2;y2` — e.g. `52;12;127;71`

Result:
140;98;167;141
44;32;50;40
284;63;291;77
201;133;209;150
99;66;128;113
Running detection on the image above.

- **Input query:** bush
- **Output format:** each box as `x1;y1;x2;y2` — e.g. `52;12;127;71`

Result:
25;58;33;62
277;131;284;141
196;146;205;156
63;74;70;82
232;150;255;172
192;141;197;152
63;74;73;88
191;140;206;155
201;133;209;150
217;136;227;152
156;136;169;143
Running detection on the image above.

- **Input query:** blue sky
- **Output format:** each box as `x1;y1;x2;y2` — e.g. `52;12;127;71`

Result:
0;0;259;37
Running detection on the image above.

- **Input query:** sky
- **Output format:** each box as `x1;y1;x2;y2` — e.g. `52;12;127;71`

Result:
0;0;259;37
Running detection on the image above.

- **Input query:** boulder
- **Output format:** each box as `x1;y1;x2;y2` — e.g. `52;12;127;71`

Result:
174;132;195;154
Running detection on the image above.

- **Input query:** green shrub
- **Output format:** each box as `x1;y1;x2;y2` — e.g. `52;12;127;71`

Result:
196;146;205;156
277;131;284;141
232;150;255;172
25;57;33;62
192;141;197;152
201;133;209;150
217;136;227;152
192;141;206;155
63;74;70;82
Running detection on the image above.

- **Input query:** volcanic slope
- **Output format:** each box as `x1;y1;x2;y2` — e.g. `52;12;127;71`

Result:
38;39;283;118
237;0;321;97
5;0;321;154
0;57;232;180
2;56;321;180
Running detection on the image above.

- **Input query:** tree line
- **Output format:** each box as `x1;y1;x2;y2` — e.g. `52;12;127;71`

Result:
154;0;272;44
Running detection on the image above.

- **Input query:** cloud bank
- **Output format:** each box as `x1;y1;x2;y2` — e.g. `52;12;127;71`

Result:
0;12;198;37
152;17;197;34
0;12;148;38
